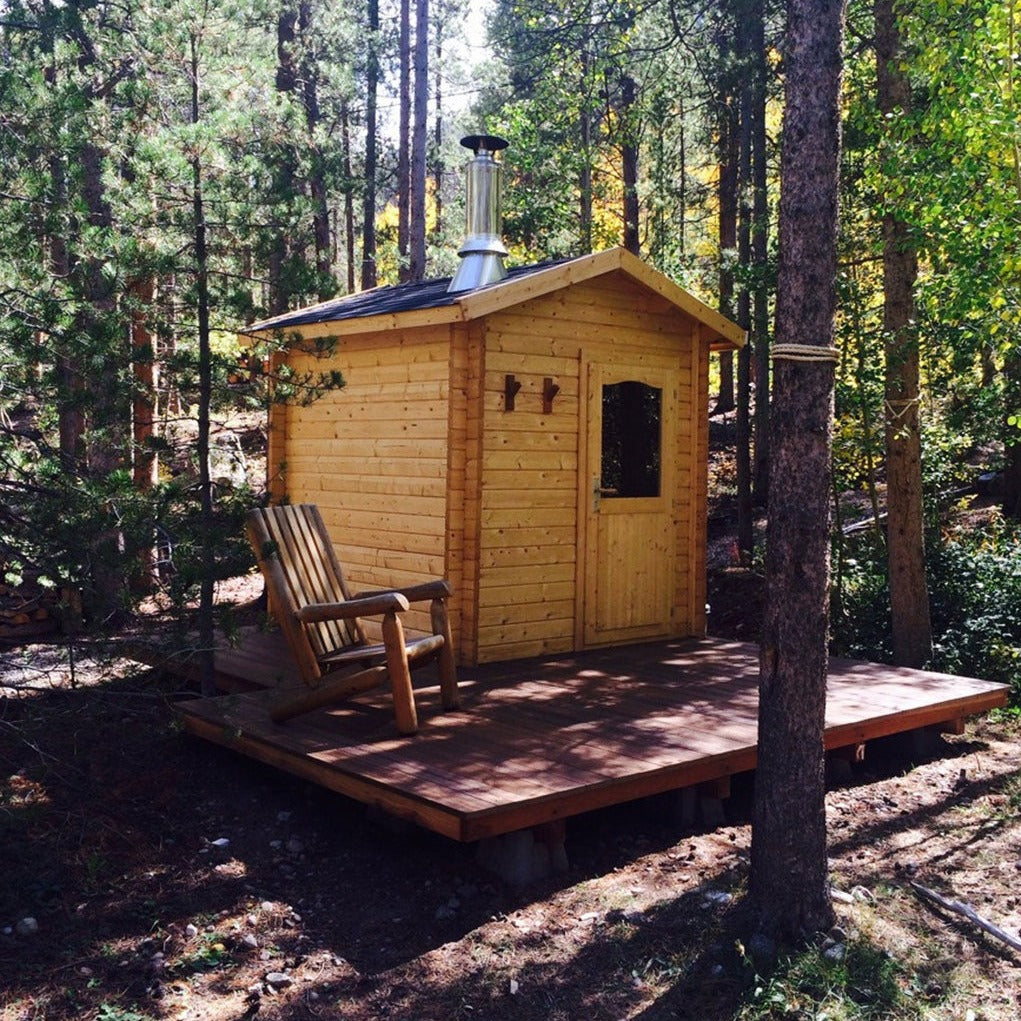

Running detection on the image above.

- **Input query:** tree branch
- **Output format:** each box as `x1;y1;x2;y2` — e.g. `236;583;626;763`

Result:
910;881;1021;954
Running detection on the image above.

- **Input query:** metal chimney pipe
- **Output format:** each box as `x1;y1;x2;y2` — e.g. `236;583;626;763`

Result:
447;134;509;294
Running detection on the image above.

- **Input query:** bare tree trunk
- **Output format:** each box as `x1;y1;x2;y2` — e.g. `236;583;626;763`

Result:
1005;354;1021;518
341;102;356;294
580;50;594;253
272;3;298;314
750;0;771;506
299;1;332;300
620;71;640;255
876;0;932;666
715;76;739;415
677;96;686;255
736;13;754;560
361;0;379;290
131;275;158;591
190;31;216;699
1003;2;1021;518
397;0;411;281
751;0;846;943
650;93;667;262
78;133;127;622
432;20;444;243
50;136;85;471
409;0;429;281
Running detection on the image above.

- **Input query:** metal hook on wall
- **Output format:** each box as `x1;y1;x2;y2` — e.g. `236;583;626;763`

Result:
542;377;560;415
504;374;522;411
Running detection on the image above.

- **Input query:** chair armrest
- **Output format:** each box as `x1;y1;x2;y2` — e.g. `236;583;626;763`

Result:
295;591;410;624
352;579;452;604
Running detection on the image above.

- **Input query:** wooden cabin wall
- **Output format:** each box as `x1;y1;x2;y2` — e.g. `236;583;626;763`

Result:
475;270;707;663
690;325;712;635
446;321;485;665
280;327;452;639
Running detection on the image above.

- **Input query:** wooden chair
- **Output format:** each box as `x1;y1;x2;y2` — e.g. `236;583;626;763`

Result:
246;504;459;734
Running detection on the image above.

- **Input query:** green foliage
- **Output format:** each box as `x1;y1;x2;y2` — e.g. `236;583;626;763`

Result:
832;516;1021;702
170;932;233;975
95;1003;156;1021
0;0;351;635
737;938;927;1020
927;517;1021;695
476;0;726;281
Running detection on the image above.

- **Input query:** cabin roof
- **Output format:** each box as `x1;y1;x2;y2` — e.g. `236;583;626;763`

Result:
243;247;745;349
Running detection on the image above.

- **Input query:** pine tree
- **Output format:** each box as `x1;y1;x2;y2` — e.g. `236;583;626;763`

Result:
751;0;847;942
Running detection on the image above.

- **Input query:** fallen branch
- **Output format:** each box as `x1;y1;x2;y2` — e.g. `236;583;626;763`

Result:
910;881;1021;954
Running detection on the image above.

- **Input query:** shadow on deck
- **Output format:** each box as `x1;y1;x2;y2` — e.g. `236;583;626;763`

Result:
173;632;1008;846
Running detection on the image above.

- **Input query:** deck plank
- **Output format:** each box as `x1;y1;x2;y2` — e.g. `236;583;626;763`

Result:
174;633;1009;842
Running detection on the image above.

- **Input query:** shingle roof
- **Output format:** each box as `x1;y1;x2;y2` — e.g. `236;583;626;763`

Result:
240;248;746;350
246;259;569;333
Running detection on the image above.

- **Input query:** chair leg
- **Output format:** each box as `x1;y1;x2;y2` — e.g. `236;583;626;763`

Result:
382;611;418;735
270;665;387;723
431;597;460;710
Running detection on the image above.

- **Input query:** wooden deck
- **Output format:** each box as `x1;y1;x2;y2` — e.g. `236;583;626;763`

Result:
175;632;1009;843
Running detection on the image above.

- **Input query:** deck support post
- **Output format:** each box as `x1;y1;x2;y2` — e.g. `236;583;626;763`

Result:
477;822;569;886
671;778;732;828
827;743;866;783
697;778;730;828
908;724;949;760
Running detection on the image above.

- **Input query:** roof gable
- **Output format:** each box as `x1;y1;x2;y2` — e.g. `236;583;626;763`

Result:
243;247;745;349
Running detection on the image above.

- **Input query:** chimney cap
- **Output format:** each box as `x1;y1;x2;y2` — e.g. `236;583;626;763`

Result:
460;134;509;155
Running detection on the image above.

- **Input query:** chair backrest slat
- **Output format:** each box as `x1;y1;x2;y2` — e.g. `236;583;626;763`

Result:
247;504;365;683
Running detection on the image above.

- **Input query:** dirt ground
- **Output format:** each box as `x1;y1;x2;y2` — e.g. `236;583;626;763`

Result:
2;415;1019;1019
2;624;1020;1021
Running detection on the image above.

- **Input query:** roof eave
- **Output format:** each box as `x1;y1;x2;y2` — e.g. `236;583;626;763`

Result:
238;247;745;349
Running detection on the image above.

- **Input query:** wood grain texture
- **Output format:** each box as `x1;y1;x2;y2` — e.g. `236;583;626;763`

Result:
175;632;1008;842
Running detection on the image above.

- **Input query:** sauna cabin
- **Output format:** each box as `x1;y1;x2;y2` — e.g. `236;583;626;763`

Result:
243;137;744;666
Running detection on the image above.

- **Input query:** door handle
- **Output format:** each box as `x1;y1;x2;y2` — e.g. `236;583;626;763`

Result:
593;479;618;511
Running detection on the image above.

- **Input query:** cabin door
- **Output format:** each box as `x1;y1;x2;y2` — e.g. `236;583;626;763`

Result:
582;360;677;646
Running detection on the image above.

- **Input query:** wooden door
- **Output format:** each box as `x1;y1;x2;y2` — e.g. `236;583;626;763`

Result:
582;360;677;646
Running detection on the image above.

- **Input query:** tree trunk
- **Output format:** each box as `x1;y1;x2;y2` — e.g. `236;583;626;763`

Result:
397;0;411;281
620;71;640;255
716;90;739;416
750;0;846;943
1003;2;1021;518
650;94;667;263
736;12;754;561
432;21;444;243
341;102;356;294
299;1;332;300
49;122;85;471
750;0;771;506
876;0;932;666
272;3;299;314
131;275;158;591
580;51;594;253
77;132;127;623
677;96;687;255
1004;352;1021;518
361;0;379;290
190;32;216;699
409;0;429;281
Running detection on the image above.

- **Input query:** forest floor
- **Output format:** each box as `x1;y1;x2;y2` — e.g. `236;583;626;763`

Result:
2;417;1020;1020
2;637;1020;1021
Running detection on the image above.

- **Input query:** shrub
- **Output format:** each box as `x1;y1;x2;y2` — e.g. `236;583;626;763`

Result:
830;516;1021;704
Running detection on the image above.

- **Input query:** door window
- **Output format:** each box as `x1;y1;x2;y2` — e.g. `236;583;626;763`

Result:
600;380;662;498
